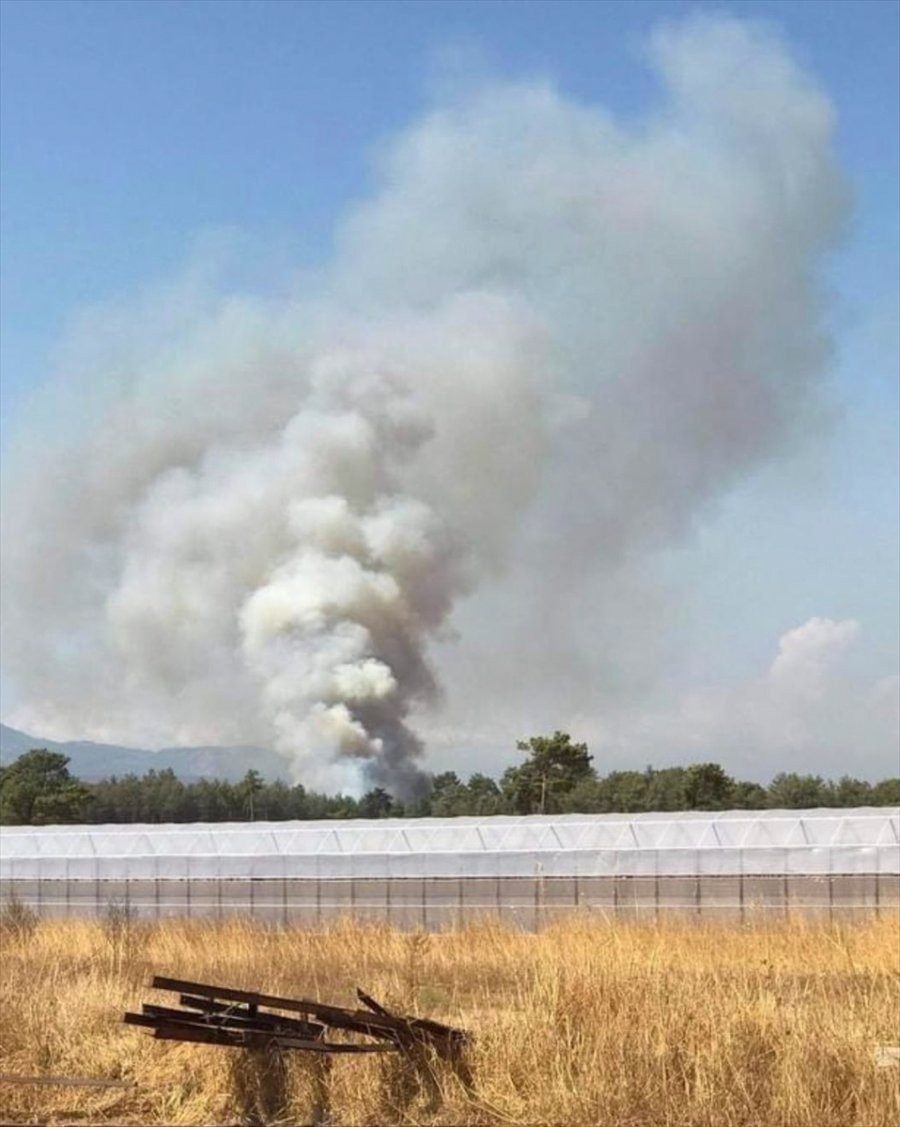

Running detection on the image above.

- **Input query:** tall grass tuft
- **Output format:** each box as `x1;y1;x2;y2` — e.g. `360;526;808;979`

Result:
0;891;38;944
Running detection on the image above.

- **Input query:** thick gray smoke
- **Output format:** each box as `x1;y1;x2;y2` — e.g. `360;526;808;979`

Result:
1;17;846;795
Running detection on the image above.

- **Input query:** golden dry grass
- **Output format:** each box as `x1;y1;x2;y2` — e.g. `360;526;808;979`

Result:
1;911;898;1126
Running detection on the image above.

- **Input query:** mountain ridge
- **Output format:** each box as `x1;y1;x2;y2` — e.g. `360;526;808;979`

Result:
0;723;288;782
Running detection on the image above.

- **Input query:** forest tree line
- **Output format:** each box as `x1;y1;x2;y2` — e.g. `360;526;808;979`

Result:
1;731;898;825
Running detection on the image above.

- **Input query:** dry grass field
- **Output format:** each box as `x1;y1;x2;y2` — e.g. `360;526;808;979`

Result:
0;910;898;1126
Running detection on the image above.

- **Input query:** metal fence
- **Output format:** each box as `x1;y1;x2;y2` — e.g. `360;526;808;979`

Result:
3;873;898;929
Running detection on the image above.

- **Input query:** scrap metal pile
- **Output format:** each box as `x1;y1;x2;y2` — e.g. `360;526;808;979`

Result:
124;975;472;1085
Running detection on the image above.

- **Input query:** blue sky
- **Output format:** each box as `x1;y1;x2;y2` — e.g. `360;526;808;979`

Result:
1;0;897;779
2;0;897;418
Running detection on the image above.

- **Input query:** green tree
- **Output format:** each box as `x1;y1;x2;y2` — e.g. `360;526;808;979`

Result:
358;787;394;819
503;731;594;814
402;792;433;817
595;770;648;813
431;771;462;795
239;769;264;820
825;776;873;807
730;780;769;809
643;767;688;811
288;783;309;819
871;778;900;805
142;768;187;822
428;770;468;815
465;773;504;815
557;776;604;813
190;778;234;822
260;779;293;820
0;749;91;824
325;794;361;819
767;772;828;809
683;763;735;810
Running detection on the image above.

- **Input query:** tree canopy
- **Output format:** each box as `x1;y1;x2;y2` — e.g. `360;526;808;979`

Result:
0;749;91;824
0;733;896;825
504;731;594;814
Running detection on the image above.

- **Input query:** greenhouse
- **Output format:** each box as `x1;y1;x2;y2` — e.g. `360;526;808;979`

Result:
2;807;898;880
2;807;897;924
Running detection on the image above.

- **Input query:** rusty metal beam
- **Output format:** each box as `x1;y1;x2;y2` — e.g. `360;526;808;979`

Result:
125;1012;395;1054
147;999;323;1038
149;975;466;1045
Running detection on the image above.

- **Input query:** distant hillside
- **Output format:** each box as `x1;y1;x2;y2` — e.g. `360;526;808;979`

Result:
0;723;288;782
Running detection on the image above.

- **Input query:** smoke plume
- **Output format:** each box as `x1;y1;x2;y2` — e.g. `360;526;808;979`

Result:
1;17;846;794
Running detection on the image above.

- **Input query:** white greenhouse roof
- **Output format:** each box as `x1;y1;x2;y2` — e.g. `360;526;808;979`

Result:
1;807;897;880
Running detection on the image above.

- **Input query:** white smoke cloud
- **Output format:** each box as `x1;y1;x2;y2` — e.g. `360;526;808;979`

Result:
563;618;899;782
1;16;851;794
769;617;860;699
